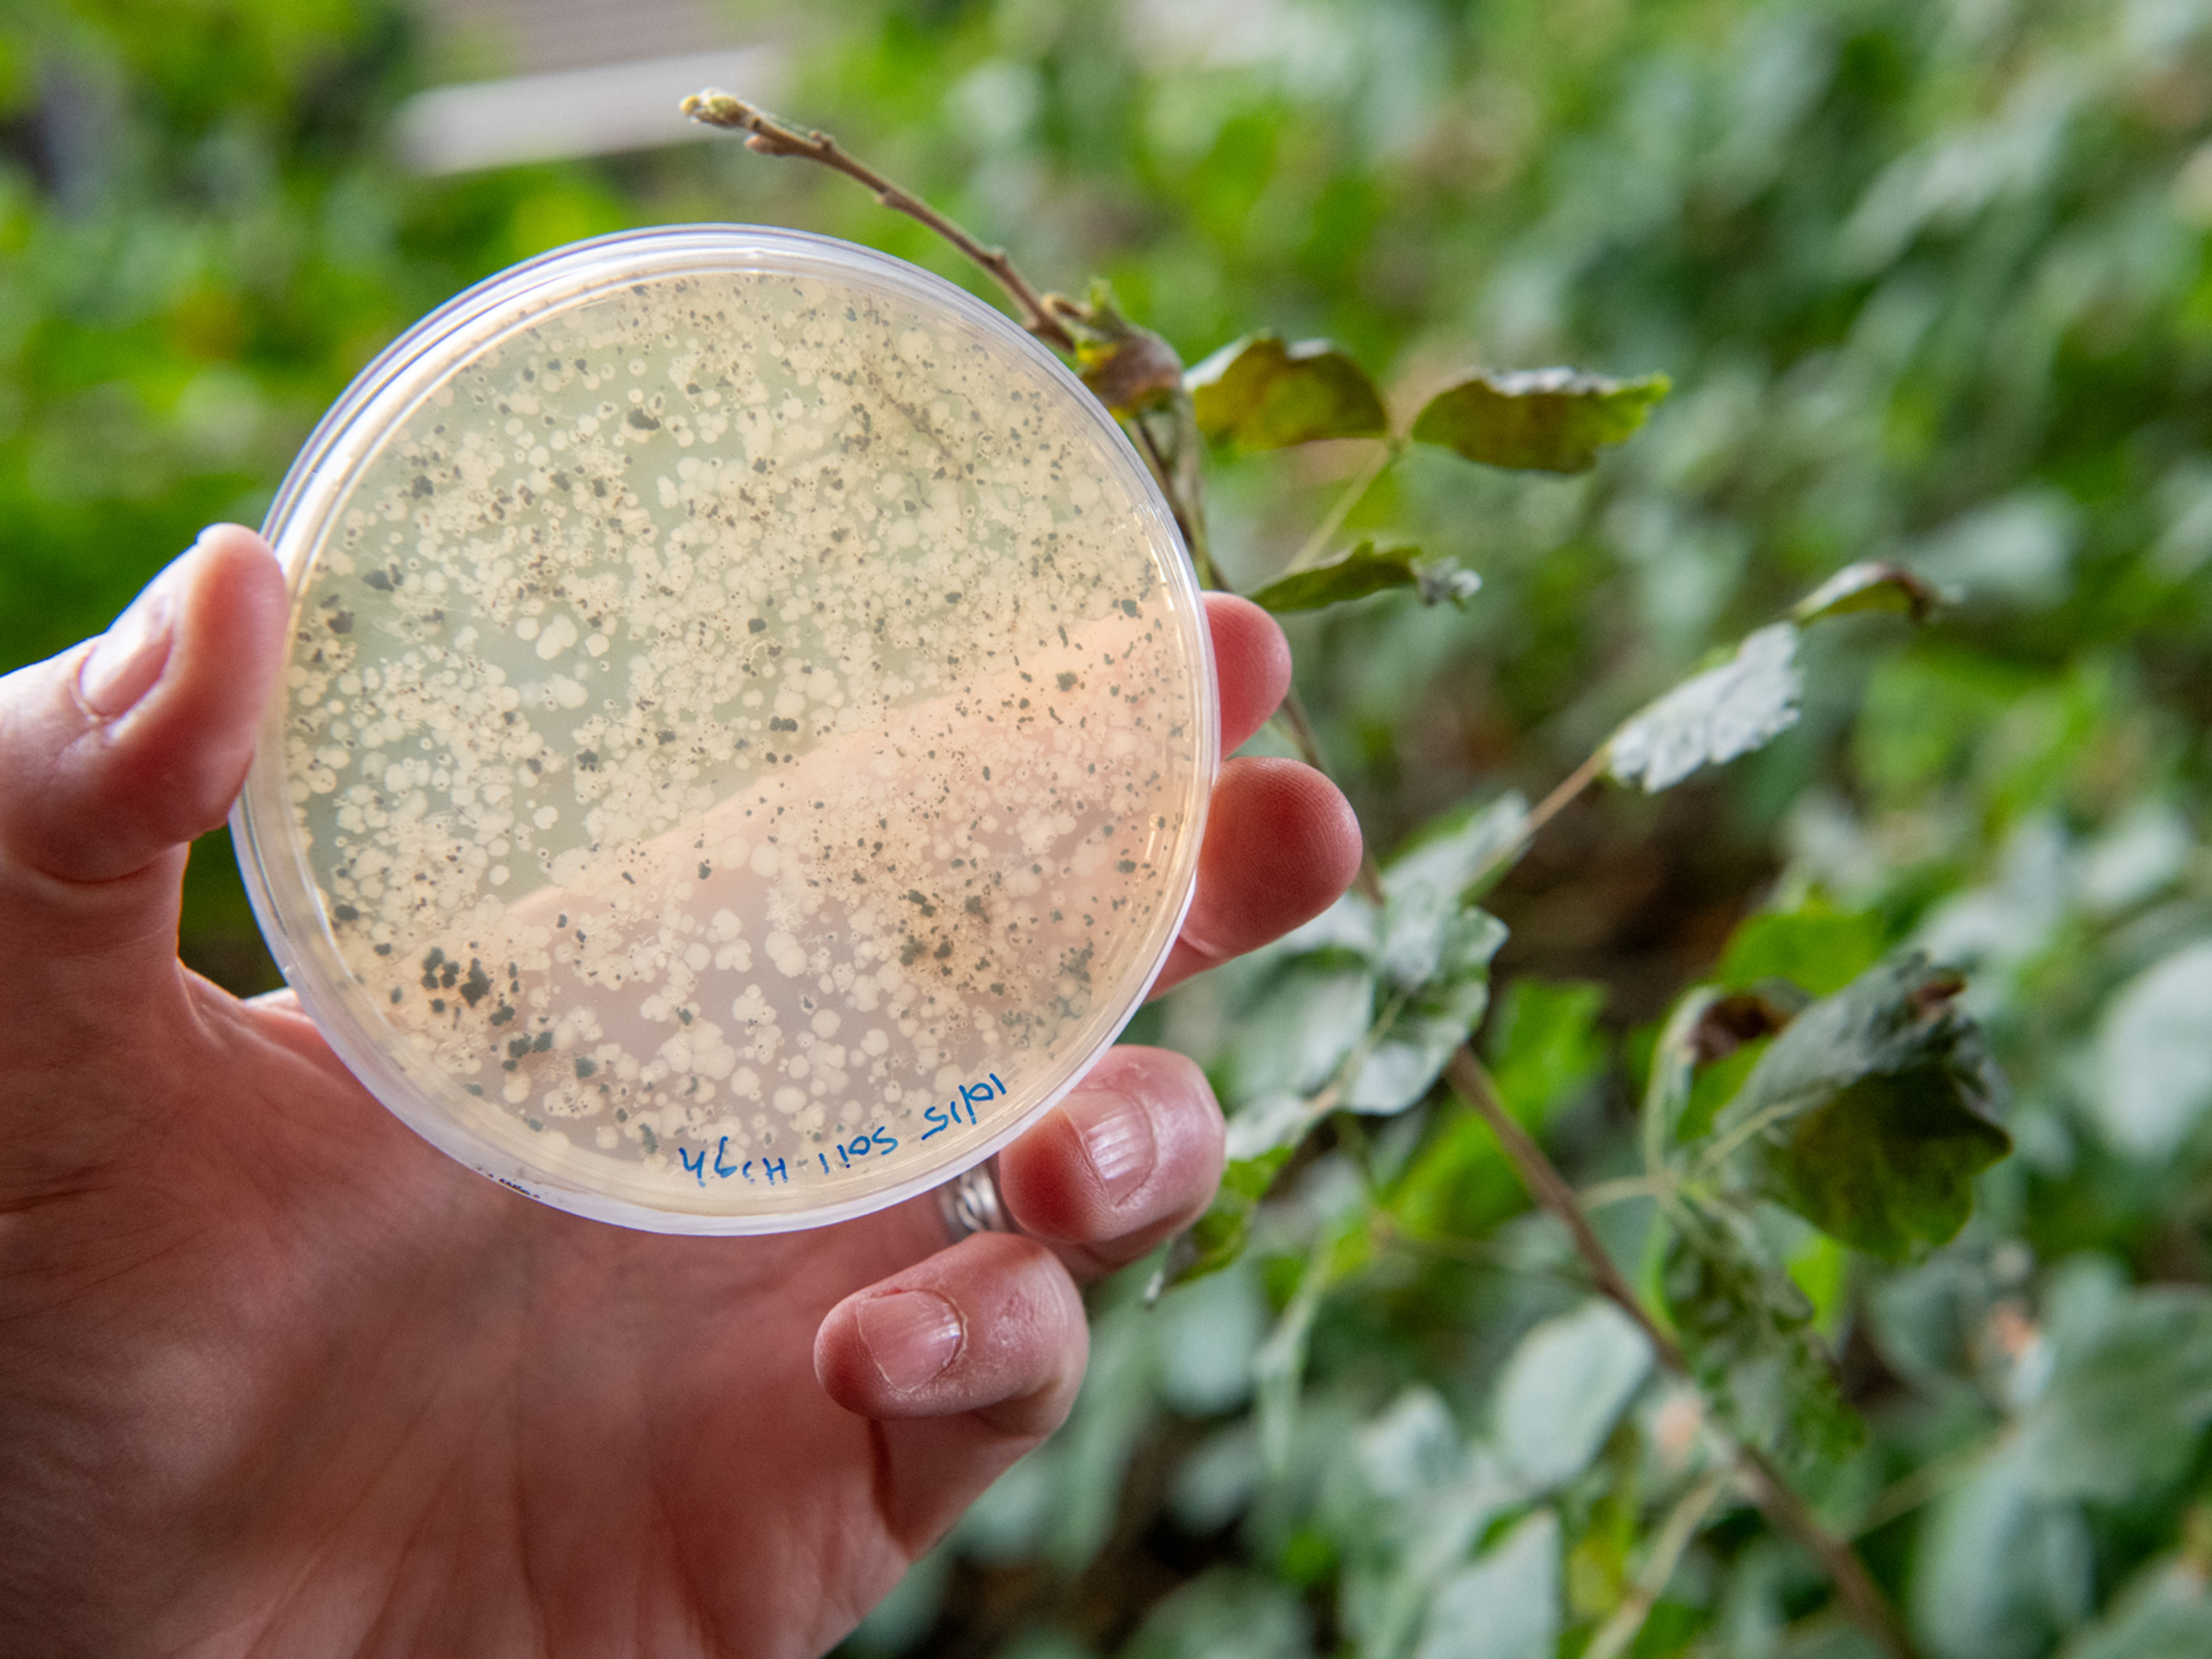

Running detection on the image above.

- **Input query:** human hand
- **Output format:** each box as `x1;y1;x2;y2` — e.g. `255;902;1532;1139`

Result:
0;526;1360;1657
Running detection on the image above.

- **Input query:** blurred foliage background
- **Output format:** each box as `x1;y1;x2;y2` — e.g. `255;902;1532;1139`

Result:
10;0;2212;1655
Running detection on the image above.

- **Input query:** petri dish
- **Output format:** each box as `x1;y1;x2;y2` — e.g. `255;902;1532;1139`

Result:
231;226;1216;1233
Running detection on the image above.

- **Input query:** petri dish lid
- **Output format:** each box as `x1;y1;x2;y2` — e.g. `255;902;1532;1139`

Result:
231;225;1217;1234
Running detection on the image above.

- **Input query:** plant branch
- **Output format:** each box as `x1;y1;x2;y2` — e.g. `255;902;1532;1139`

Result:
1446;1047;1683;1369
1445;1046;1924;1659
1456;740;1613;900
684;89;1077;355
1280;439;1397;578
1578;1174;1668;1211
1129;413;1218;589
1735;1444;1926;1659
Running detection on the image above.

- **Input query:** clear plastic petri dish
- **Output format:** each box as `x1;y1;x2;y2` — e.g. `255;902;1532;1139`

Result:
231;225;1216;1234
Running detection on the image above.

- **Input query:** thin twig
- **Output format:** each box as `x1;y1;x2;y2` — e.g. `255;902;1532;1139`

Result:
1446;1047;1683;1369
684;89;1077;354
1279;439;1397;578
1458;741;1614;899
1130;414;1218;589
1851;1433;2003;1538
1523;742;1613;850
1735;1444;1926;1659
1585;1470;1729;1659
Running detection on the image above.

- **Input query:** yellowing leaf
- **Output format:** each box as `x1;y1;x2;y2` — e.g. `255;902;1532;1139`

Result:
1410;368;1669;473
1790;560;1945;625
1248;542;1479;614
1186;333;1389;450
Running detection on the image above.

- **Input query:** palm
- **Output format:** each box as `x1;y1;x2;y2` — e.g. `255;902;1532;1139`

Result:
0;530;1359;1656
13;968;1012;1657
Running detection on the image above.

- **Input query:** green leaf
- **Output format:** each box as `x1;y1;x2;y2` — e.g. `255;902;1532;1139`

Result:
1336;1396;1520;1659
2017;1283;2212;1503
2058;1552;2212;1659
1124;1570;1316;1659
1409;368;1669;473
1413;1510;1561;1659
1486;980;1610;1127
1710;954;2011;1262
1660;1197;1862;1470
1246;542;1480;614
1059;279;1187;416
1606;622;1803;792
1642;988;1723;1162
1790;559;1945;625
1346;919;1507;1114
1643;986;1795;1158
1717;898;1888;998
1390;1085;1568;1243
1160;1150;1288;1289
1913;1447;2092;1659
1382;791;1533;912
1492;1301;1653;1490
1185;333;1390;451
1218;959;1378;1102
1340;802;1518;1113
1076;326;1186;416
2093;939;2212;1159
1254;1227;1347;1474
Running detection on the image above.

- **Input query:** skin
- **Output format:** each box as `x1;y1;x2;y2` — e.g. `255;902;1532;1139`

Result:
0;525;1362;1658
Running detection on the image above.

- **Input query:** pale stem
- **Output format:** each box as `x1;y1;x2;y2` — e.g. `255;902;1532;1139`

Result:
1577;1174;1667;1211
1445;1047;1683;1368
1734;1443;1927;1659
1456;740;1615;901
1584;1470;1729;1659
1851;1434;2004;1538
1279;439;1397;578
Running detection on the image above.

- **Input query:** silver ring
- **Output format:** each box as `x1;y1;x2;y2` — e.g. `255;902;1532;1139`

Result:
936;1156;1018;1242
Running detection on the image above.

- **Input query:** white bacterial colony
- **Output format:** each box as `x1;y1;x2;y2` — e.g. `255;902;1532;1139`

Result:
280;266;1206;1216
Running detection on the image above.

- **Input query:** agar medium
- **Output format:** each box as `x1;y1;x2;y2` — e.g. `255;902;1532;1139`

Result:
230;227;1217;1233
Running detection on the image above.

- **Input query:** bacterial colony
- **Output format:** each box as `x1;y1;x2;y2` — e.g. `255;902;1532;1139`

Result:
277;264;1206;1219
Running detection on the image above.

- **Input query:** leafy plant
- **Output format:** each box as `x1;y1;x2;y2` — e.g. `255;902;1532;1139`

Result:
687;74;1997;1659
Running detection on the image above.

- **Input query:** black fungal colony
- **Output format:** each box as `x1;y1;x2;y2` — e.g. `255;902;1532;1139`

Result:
277;262;1208;1217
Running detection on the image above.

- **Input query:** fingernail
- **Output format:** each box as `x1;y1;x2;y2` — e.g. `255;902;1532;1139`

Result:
855;1290;963;1393
1065;1087;1156;1205
78;582;176;718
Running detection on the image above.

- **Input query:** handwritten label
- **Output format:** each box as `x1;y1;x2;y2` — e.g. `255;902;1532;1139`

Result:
818;1124;900;1175
670;1072;1006;1187
922;1073;1007;1140
677;1139;791;1188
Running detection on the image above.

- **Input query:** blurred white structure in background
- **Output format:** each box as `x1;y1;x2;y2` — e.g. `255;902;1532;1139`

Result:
397;0;784;173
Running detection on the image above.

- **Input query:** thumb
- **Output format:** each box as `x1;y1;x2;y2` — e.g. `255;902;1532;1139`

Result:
0;525;287;982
